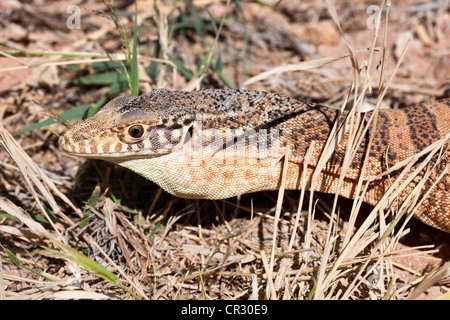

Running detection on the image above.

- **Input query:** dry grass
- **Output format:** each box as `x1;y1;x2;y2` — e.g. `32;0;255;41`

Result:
1;0;449;300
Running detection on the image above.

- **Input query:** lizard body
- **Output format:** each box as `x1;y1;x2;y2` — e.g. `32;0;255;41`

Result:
59;89;450;232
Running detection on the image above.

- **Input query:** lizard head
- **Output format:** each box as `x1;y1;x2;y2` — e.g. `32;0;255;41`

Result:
58;90;195;160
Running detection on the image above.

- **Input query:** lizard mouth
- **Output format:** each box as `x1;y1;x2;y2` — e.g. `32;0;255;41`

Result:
58;135;165;159
58;135;99;157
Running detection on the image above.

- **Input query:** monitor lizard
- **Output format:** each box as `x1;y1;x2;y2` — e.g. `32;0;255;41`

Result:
58;89;450;232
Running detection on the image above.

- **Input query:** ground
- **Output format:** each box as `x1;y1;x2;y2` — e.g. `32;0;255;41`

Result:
0;0;449;300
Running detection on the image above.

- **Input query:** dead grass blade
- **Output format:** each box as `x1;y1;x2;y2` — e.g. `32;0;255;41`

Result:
316;133;449;298
0;198;55;241
307;0;448;299
260;249;276;299
407;261;450;300
0;247;5;300
288;141;315;251
0;197;144;299
243;55;347;86
0;123;81;234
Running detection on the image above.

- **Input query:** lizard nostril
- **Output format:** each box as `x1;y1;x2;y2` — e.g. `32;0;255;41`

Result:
58;136;66;147
80;133;92;141
58;136;73;152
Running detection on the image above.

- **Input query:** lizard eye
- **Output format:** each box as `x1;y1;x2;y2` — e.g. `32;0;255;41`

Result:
128;125;145;138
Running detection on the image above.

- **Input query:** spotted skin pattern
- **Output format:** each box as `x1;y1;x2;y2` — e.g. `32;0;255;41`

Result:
59;90;450;232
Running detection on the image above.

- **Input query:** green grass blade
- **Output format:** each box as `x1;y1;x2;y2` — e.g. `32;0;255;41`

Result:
146;42;162;82
198;268;208;300
148;221;162;242
13;104;91;136
189;0;206;40
80;185;101;229
169;55;194;80
211;56;235;89
196;0;230;78
47;244;140;300
130;0;139;96
73;71;128;85
0;42;100;58
91;61;125;72
3;247;54;282
87;185;101;209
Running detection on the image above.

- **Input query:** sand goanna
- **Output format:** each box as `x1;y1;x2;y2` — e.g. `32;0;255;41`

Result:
59;89;450;232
